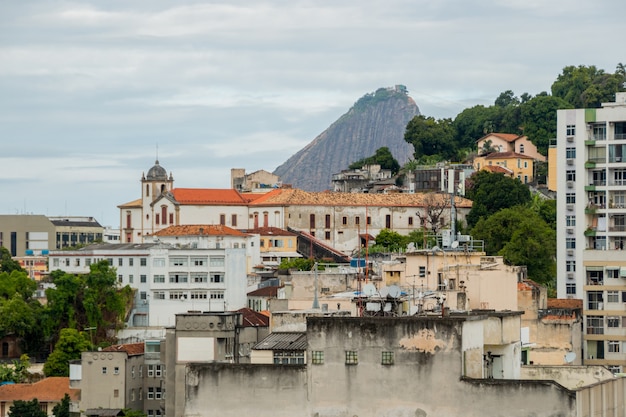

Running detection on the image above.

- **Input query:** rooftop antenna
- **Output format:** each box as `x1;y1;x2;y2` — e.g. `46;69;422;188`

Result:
156;143;159;162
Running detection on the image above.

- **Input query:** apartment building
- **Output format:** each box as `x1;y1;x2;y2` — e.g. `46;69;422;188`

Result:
556;91;626;372
49;231;253;327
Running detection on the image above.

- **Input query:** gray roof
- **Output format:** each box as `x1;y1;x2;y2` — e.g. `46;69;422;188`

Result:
146;159;168;180
85;409;124;417
50;219;102;228
252;332;307;351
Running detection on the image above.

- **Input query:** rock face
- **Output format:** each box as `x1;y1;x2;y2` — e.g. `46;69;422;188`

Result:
273;86;420;191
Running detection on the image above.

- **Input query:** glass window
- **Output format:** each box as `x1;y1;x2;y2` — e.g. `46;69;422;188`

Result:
566;193;576;204
566;125;575;136
345;350;358;365
311;351;324;365
153;275;165;283
566;147;576;159
210;257;225;267
566;283;576;295
140;274;147;283
566;170;576;181
608;291;619;303
566;260;576;272
566;215;576;227
608;341;620;353
381;351;394;365
140;258;147;267
607;317;620;328
566;238;576;249
152;258;165;267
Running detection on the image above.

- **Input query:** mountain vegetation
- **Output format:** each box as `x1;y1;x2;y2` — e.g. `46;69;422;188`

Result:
348;146;400;174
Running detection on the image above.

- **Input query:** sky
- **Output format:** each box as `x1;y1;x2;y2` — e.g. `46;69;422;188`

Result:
0;0;623;228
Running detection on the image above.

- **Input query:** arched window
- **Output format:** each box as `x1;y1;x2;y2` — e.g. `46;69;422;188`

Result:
161;206;167;225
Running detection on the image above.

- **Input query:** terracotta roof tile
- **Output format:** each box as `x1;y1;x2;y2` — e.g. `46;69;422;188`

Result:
477;133;525;143
154;224;249;237
117;198;142;208
249;189;472;208
171;188;248;205
0;377;79;402
235;307;270;327
243;227;296;237
248;286;280;297
102;342;145;356
547;298;583;309
483;151;533;159
482;165;513;175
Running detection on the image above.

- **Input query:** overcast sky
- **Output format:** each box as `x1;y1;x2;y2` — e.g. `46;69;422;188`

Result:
0;0;623;228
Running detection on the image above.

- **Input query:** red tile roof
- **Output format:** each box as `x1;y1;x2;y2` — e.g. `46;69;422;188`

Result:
244;227;296;237
102;342;145;356
483;151;533;159
117;198;142;208
0;377;79;402
154;224;249;237
478;133;525;143
482;165;513;175
248;286;280;297
547;298;583;309
235;307;270;327
171;188;248;205
249;188;473;208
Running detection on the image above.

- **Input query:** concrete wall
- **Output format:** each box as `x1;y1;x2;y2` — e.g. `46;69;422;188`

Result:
521;365;615;390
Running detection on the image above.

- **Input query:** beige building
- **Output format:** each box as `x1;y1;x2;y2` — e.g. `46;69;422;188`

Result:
477;132;546;162
0;215;103;257
0;377;79;417
474;151;535;183
230;168;281;192
167;314;626;417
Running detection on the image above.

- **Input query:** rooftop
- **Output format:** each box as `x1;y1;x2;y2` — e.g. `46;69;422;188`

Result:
253;332;307;351
0;377;79;402
154;224;249;237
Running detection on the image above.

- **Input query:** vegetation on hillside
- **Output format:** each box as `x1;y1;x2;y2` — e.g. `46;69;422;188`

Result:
348;147;401;174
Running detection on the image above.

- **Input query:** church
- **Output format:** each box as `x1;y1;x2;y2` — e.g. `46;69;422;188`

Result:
118;160;473;254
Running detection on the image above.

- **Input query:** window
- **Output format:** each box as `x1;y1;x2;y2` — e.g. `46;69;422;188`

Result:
191;257;207;266
118;258;123;267
131;389;135;401
75;258;80;266
408;217;413;226
311;351;324;365
141;274;147;283
132;366;135;378
309;214;315;229
342;217;347;225
566;147;576;159
367;216;371;225
139;366;143;378
273;351;305;365
566;215;576;227
210;257;224;267
169;291;186;300
155;214;160;225
355;216;360;225
118;274;123;283
139;387;143;400
107;258;113;266
140;258;147;267
170;257;187;267
325;231;331;240
566;260;576;272
566;238;576;249
169;273;188;283
608;341;620;353
102;367;107;374
154;292;165;300
129;274;134;284
345;351;358;365
220;214;226;225
608;317;620;328
191;291;207;299
607;268;619;279
210;291;224;299
169;213;174;224
148;387;155;400
325;214;331;228
381;351;394;365
566;193;576;204
587;316;604;334
153;258;165;267
566;125;575;136
192;273;208;283
210;273;224;283
129;258;134;266
419;266;426;278
53;258;59;267
140;292;147;300
232;214;237;227
566;170;576;181
566;283;576;295
153;275;165;283
114;367;119;375
114;389;119;398
608;291;619;303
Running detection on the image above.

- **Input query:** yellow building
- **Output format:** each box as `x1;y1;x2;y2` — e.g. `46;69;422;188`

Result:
474;151;535;183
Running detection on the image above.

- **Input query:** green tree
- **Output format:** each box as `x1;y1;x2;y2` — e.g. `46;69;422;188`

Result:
551;65;626;108
494;90;520;108
374;229;407;252
349;147;401;174
453;105;501;150
52;394;71;417
404;115;458;162
0;270;37;301
279;258;315;271
519;94;572;155
465;171;531;228
0;247;24;274
9;399;47;417
122;410;146;417
43;328;91;377
0;354;31;383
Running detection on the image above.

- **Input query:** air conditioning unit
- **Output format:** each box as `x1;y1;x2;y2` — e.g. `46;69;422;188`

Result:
567;181;574;188
567;228;574;234
566;295;575;299
567;159;574;165
567;204;574;211
567;136;574;142
567;249;574;256
567;272;574;279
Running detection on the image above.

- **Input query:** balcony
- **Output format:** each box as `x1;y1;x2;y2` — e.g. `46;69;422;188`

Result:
585;161;596;168
585;184;596;191
584;228;597;237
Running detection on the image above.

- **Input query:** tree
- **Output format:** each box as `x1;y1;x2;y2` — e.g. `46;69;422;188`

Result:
374;229;407;252
349;147;401;174
471;207;556;287
404;115;458;162
551;65;626;108
9;399;47;417
0;355;31;383
43;328;91;377
465;171;531;228
453;105;502;151
416;193;449;235
519;94;572;155
52;394;71;417
494;90;520;108
0;247;24;274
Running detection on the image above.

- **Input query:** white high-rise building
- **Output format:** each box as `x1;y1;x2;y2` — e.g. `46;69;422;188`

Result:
556;91;626;372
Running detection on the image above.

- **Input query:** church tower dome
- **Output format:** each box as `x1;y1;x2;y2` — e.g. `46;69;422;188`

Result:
146;160;168;181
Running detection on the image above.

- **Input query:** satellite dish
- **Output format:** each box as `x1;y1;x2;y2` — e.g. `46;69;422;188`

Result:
451;241;459;249
564;352;576;364
362;283;376;297
379;287;389;298
388;285;401;298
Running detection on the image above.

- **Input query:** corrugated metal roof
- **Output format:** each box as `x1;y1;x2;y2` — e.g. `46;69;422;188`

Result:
253;332;307;351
